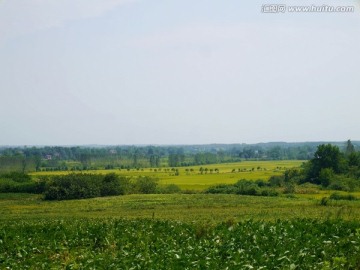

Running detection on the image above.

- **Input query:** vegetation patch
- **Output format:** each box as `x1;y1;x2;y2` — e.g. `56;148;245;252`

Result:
0;218;360;269
205;179;279;197
42;173;165;200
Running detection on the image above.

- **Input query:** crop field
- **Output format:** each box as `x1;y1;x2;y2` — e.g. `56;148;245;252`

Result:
1;218;360;269
30;160;304;190
1;193;360;269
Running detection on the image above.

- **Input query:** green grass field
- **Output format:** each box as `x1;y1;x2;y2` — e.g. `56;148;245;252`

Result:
30;160;304;190
4;160;360;268
1;192;360;223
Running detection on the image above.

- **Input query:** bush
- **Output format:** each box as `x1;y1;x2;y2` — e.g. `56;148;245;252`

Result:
0;180;43;194
0;179;17;193
0;172;31;183
0;173;44;194
284;168;304;183
46;174;102;200
14;181;44;193
134;176;158;194
260;188;279;197
283;182;296;194
268;175;285;187
234;180;259;196
43;173;129;200
328;175;358;192
328;180;351;192
255;179;268;187
101;173;129;196
205;179;278;197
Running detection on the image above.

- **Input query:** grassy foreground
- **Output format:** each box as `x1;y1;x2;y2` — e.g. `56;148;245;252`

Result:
1;218;360;269
1;193;360;269
1;193;360;222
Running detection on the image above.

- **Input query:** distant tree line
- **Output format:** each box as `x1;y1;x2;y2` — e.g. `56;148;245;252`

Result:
2;141;360;200
0;141;358;172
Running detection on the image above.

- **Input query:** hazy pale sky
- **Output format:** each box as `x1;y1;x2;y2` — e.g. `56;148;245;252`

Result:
0;0;359;145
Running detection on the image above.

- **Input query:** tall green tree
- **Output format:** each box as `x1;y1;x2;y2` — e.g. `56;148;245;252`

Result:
345;139;355;156
348;152;360;167
307;144;346;184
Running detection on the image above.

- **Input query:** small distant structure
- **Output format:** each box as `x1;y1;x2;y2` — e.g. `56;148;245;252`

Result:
45;155;52;160
109;149;117;154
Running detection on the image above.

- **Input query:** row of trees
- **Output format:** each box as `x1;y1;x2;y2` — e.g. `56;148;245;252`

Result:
2;142;347;172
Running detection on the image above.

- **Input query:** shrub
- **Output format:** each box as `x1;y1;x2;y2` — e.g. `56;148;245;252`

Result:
255;179;268;187
134;176;158;194
260;188;279;197
328;175;358;192
0;172;31;183
235;180;259;195
0;173;44;194
268;175;285;187
43;173;129;200
101;173;129;196
0;179;17;193
284;168;304;183
41;174;161;200
328;180;350;192
205;179;278;197
283;182;296;194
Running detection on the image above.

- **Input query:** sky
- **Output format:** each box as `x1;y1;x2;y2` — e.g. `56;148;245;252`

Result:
0;0;359;145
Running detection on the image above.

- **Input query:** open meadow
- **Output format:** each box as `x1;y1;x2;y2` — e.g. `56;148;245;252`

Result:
30;160;304;190
1;192;360;222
